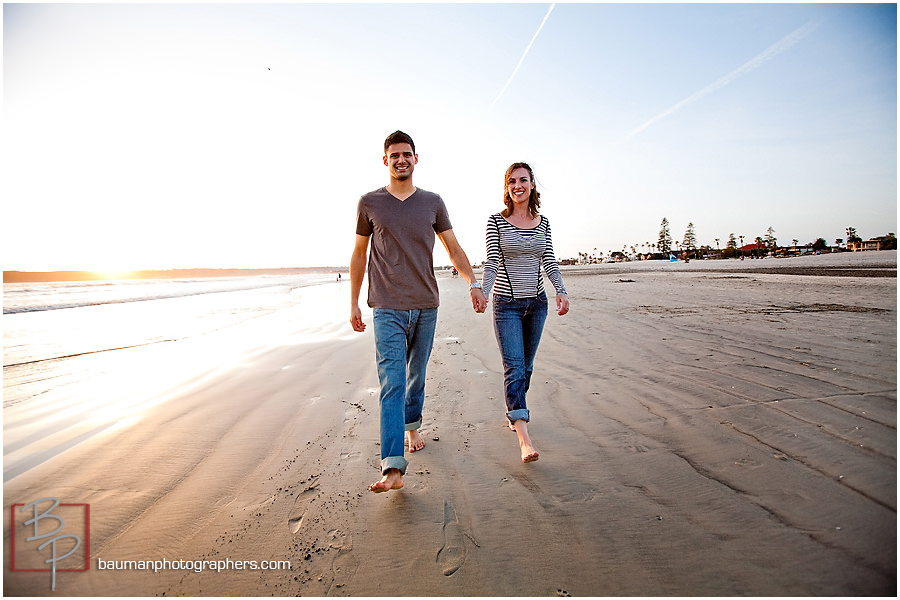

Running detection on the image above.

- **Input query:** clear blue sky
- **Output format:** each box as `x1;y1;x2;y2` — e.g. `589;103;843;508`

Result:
3;2;896;271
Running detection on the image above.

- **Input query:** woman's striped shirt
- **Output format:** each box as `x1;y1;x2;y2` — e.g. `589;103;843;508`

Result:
482;213;567;300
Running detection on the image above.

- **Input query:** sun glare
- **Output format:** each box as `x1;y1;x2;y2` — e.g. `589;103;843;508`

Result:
91;269;137;281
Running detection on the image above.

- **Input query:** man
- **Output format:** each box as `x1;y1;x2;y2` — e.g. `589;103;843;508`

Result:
350;130;487;493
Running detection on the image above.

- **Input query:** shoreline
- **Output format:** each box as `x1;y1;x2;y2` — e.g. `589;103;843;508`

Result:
5;249;894;284
2;266;347;284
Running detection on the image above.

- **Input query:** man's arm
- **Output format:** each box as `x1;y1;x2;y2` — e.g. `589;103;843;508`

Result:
350;234;370;331
437;229;487;313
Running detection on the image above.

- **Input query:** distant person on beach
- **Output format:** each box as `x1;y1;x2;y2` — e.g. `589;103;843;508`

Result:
350;130;488;493
481;162;569;463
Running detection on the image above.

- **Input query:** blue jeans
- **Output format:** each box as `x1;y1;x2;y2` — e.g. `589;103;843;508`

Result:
372;308;438;475
492;293;548;424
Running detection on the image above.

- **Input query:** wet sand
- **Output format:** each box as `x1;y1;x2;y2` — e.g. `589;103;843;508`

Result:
4;251;896;596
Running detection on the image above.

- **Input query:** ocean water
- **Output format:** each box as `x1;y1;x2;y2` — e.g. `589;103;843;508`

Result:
3;273;352;481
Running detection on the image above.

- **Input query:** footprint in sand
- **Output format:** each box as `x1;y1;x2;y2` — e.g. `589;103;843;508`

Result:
340;449;361;462
327;529;359;595
288;511;306;534
328;529;352;551
436;501;466;576
287;477;320;533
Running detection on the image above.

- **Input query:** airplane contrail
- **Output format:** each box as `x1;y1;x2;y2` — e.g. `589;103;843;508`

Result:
490;3;556;110
629;20;821;137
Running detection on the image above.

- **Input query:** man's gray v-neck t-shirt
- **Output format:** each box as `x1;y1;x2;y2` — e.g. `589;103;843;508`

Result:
356;187;453;309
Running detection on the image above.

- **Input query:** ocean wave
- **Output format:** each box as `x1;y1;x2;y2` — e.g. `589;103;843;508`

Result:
3;274;332;314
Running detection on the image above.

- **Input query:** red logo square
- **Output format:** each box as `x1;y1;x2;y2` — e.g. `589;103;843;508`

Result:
11;499;91;573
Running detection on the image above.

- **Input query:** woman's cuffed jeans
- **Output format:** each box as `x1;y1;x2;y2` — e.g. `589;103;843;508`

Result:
492;293;548;424
372;307;438;475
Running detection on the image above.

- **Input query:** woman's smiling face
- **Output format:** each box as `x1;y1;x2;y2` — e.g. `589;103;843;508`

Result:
507;167;534;206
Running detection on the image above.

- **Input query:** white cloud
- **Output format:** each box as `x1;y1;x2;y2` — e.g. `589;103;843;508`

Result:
629;20;821;137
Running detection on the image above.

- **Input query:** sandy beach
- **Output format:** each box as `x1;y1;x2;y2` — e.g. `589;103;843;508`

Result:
4;251;896;596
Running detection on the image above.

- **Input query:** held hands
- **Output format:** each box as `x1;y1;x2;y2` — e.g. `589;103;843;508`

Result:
556;294;570;316
470;287;488;313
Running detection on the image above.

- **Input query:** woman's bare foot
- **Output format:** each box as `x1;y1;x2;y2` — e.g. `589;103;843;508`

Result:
521;448;539;463
406;429;425;452
368;468;404;493
513;419;539;463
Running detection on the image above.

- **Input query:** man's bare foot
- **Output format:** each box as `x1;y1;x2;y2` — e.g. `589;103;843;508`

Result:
406;429;425;452
368;468;404;493
508;422;517;432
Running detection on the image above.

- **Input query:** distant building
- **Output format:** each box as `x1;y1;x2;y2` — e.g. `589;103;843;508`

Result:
737;243;769;258
782;244;815;256
848;238;886;251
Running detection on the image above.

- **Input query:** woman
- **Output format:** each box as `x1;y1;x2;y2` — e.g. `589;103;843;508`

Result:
482;162;569;463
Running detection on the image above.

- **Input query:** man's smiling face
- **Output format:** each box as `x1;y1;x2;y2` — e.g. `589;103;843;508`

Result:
384;143;417;181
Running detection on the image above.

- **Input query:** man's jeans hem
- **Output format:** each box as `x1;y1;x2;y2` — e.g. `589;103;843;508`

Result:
405;419;422;431
507;409;530;423
381;456;408;476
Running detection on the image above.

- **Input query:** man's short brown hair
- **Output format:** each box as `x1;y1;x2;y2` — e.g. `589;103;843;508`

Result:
384;130;416;155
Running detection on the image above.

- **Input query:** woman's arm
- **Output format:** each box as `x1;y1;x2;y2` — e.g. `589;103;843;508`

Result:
542;220;569;316
482;215;501;299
